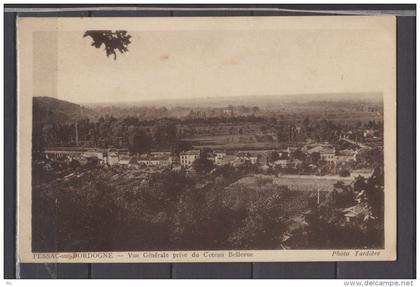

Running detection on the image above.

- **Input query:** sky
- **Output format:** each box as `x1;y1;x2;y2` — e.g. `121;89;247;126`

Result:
31;17;395;104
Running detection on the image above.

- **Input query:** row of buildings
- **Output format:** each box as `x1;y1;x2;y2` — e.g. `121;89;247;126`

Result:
43;148;176;168
42;138;370;171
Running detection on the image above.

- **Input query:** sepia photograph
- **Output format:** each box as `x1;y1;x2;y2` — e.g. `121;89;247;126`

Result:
16;16;396;262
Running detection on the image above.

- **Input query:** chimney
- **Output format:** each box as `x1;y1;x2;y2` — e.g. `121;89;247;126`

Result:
75;122;79;146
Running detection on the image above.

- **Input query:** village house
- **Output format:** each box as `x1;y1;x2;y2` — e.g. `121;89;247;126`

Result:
222;155;239;166
150;155;172;167
44;148;110;165
137;154;149;165
363;129;375;138
237;151;259;165
341;203;371;223
171;164;182;172
335;149;356;163
247;154;259;165
118;155;131;165
138;153;172;167
305;144;336;163
274;153;289;168
106;152;119;166
180;150;200;167
312;146;335;162
320;148;336;163
350;169;374;179
43;148;86;160
214;152;227;165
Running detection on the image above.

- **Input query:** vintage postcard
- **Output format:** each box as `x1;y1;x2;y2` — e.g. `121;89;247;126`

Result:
17;16;396;263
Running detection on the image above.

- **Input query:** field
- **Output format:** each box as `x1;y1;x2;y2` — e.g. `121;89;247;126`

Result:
183;133;286;150
273;175;353;192
235;174;352;192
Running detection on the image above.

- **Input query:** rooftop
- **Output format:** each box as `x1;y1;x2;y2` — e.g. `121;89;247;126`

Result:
336;149;355;156
180;150;200;156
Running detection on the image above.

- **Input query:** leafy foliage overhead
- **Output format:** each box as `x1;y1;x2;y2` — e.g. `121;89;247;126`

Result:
83;30;132;60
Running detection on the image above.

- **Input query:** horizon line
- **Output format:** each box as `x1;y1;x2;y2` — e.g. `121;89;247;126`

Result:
39;92;383;106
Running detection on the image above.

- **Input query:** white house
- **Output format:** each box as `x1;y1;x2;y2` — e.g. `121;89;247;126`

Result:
363;129;375;138
214;152;227;165
138;154;172;167
237;151;259;165
180;150;200;167
106;152;119;166
335;149;356;163
118;155;131;165
320;148;336;163
307;145;336;163
43;147;95;160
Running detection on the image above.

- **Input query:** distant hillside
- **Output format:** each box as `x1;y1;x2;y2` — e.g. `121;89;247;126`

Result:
33;97;92;124
32;93;383;123
85;92;383;109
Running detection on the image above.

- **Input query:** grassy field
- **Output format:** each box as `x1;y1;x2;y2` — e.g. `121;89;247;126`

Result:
183;133;285;150
236;174;352;192
273;175;352;192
